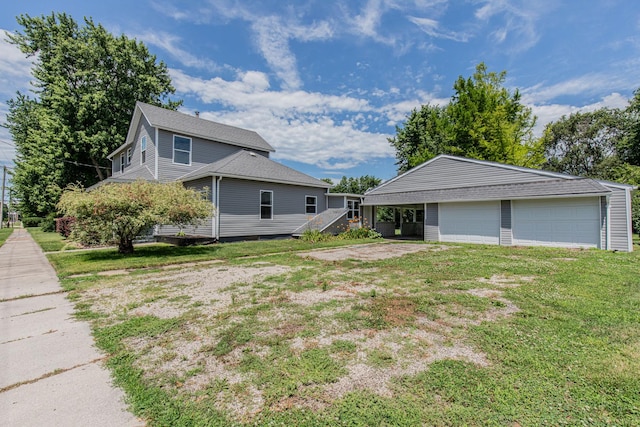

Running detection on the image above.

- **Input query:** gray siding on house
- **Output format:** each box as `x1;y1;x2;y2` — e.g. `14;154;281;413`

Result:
111;115;156;179
156;177;215;236
607;186;631;251
156;129;269;182
425;203;439;241
500;200;512;245
369;156;558;195
218;178;328;238
328;196;345;209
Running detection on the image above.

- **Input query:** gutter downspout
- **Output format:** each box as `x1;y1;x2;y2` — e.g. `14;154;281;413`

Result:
215;176;222;240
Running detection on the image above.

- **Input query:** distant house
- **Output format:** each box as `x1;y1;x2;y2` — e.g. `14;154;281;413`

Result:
103;102;340;240
361;155;635;252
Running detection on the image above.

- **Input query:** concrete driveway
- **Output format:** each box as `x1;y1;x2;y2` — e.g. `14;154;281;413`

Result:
0;228;141;426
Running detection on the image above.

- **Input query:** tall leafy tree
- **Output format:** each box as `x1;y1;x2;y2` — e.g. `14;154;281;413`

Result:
540;109;626;180
389;63;542;173
621;89;640;166
329;175;382;194
4;13;179;216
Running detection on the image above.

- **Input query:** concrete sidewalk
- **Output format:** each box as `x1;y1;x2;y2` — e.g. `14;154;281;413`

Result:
0;228;141;426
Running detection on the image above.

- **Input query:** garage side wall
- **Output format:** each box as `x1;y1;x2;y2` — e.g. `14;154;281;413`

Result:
500;200;512;245
606;186;633;251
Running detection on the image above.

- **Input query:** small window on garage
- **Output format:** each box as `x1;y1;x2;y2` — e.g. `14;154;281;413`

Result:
260;190;273;219
173;135;191;165
305;196;317;214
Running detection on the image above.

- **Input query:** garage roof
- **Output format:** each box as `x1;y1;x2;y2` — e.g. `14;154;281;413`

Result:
362;178;610;206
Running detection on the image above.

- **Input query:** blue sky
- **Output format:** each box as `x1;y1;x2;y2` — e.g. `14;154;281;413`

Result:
1;0;639;183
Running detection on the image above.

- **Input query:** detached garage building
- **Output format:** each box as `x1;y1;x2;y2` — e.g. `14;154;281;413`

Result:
362;155;634;252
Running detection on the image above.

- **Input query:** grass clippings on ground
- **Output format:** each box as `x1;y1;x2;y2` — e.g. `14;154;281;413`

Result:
60;241;640;426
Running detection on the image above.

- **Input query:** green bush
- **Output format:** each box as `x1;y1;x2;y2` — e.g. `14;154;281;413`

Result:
338;226;382;240
632;191;639;234
40;213;57;232
22;217;44;227
300;229;333;243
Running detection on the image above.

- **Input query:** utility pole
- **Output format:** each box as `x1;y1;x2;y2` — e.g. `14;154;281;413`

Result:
0;165;6;229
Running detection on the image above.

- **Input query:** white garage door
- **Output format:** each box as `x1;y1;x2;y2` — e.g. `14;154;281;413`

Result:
512;198;600;248
439;201;500;244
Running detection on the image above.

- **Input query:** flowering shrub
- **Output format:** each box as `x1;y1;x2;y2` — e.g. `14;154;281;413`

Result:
338;226;382;240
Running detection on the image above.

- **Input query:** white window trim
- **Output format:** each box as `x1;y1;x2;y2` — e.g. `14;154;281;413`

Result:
260;190;273;220
119;152;125;173
172;135;192;166
347;200;360;220
305;195;317;214
126;147;132;165
140;136;147;165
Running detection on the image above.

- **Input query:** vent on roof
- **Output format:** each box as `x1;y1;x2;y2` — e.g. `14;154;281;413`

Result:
195;111;199;118
249;152;256;157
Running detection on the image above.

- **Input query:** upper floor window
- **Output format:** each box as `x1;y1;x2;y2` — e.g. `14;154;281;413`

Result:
260;190;273;219
173;135;191;165
305;196;317;214
119;152;125;173
140;136;147;164
347;200;360;220
126;147;132;165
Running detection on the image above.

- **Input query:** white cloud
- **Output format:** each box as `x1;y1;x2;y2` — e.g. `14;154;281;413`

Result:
521;73;630;104
473;0;549;52
135;31;219;71
0;31;34;98
529;92;631;136
407;16;470;42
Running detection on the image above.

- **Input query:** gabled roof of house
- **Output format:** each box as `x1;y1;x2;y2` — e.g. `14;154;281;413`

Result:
178;150;332;188
363;178;611;206
109;102;274;158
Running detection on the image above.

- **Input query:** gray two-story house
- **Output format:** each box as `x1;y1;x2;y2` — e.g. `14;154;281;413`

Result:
106;102;334;240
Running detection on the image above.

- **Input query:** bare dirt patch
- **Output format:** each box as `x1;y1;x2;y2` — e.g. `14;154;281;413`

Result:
296;243;453;262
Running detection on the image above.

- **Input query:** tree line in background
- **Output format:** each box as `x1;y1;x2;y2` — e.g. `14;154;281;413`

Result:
2;13;638;233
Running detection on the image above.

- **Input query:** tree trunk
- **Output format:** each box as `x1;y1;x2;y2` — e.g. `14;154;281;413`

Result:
91;157;105;181
118;237;134;254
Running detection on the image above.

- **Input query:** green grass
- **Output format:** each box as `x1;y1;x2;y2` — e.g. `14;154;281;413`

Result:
26;227;70;252
0;227;13;247
62;243;640;425
46;238;379;277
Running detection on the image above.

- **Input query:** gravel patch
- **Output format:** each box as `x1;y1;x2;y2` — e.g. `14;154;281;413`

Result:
296;243;452;262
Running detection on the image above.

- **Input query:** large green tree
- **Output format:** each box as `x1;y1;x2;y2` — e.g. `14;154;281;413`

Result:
328;175;382;194
5;13;179;217
389;63;542;172
540;109;626;180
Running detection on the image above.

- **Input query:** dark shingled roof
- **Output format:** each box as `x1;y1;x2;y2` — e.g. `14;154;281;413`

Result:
179;150;331;188
138;102;274;152
363;178;610;206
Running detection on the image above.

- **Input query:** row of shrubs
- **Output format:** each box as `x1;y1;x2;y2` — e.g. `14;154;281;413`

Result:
300;226;382;243
22;215;75;237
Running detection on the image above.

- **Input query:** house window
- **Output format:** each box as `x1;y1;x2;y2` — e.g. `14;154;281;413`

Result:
140;136;147;164
119;152;125;173
305;196;317;214
173;135;191;165
126;147;132;165
260;190;273;219
347;200;360;220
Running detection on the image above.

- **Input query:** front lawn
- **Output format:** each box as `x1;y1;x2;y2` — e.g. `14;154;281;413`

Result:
47;238;381;277
0;227;13;247
26;227;71;252
59;243;640;425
